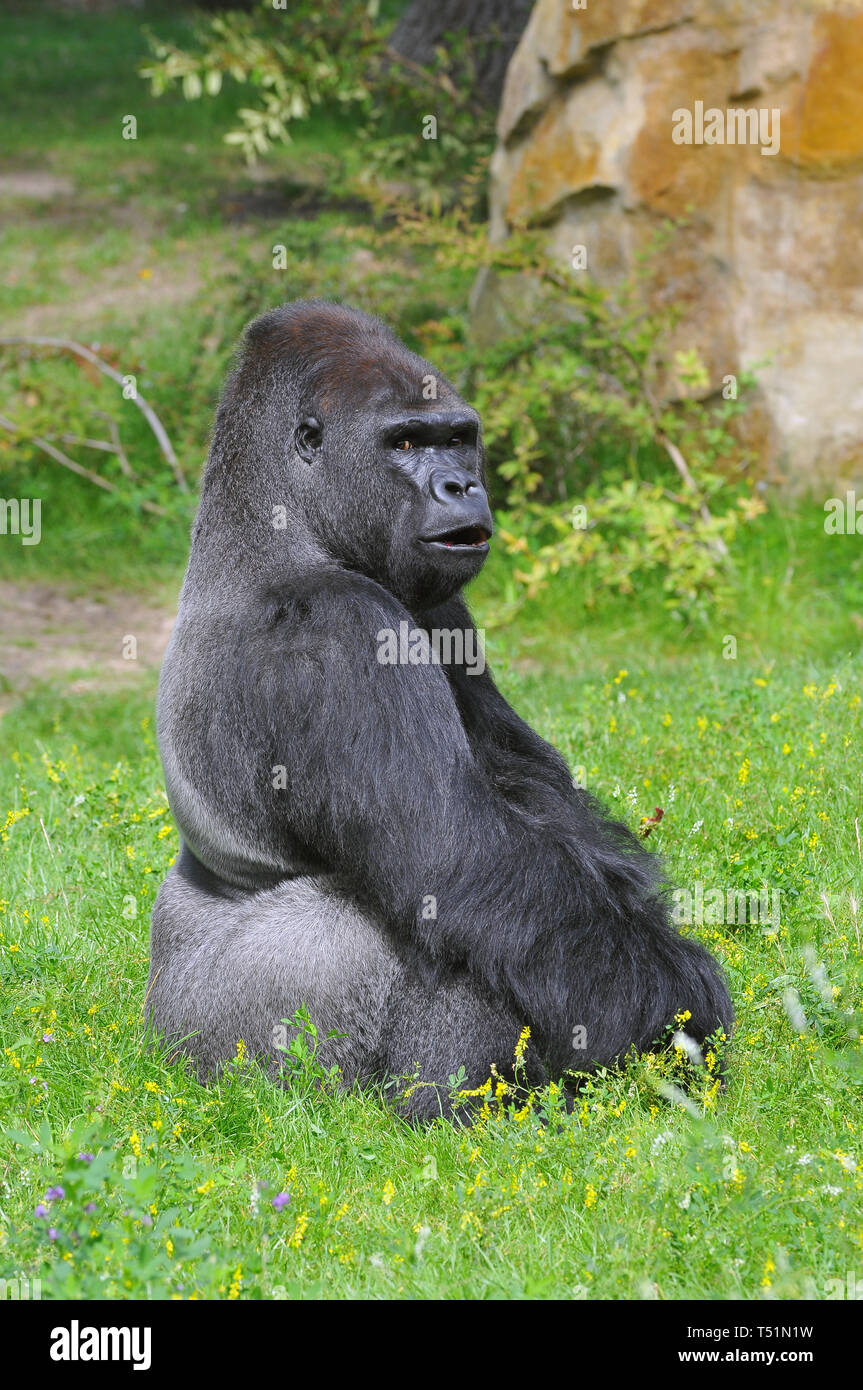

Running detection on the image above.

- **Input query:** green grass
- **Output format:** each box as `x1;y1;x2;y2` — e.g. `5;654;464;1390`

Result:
1;3;861;1302
2;533;862;1299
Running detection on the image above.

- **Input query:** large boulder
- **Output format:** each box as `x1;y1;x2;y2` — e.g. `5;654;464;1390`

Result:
479;0;863;487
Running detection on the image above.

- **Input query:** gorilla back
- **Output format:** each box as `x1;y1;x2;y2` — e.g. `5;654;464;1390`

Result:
147;300;732;1119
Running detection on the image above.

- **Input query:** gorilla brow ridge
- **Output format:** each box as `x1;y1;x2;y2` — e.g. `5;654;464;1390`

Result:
242;299;449;412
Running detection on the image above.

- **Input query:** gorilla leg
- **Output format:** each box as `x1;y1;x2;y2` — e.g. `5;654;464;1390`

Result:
380;972;546;1122
146;846;536;1113
146;848;398;1084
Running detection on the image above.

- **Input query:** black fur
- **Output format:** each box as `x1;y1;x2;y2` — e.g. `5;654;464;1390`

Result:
146;300;733;1118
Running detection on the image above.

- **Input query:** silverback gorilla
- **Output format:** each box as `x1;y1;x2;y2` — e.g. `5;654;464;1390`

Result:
147;300;732;1119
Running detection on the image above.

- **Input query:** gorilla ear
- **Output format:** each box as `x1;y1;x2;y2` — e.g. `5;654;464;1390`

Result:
295;416;323;463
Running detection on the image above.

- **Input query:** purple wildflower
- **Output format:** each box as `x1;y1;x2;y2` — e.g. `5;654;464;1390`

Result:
271;1192;291;1211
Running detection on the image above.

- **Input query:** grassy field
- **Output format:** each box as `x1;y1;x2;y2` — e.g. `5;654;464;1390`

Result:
1;4;861;1301
2;548;862;1300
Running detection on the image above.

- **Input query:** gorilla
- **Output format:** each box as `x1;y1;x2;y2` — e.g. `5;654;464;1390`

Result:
146;300;732;1119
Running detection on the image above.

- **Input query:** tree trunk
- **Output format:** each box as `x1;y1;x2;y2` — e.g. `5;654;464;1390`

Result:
389;0;534;106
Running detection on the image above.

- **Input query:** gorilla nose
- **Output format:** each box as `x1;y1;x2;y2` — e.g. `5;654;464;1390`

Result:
424;468;494;546
428;467;484;506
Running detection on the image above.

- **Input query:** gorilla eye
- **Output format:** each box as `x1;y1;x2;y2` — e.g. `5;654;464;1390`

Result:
394;440;413;451
449;436;463;447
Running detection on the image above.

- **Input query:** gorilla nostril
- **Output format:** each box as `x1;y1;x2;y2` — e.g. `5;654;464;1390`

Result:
428;466;484;507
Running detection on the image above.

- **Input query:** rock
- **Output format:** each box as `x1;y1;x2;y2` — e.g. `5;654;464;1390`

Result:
480;0;863;488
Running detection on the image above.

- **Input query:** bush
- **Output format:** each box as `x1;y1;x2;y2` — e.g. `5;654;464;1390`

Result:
386;212;766;619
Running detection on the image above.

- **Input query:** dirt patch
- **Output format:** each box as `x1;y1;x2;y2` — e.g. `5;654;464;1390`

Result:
0;172;75;199
217;184;372;223
3;256;207;339
0;582;174;713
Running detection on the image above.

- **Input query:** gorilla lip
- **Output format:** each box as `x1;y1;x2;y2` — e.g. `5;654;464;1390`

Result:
423;525;491;551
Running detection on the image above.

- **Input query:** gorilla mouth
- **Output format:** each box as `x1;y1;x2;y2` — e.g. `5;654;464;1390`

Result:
424;525;491;551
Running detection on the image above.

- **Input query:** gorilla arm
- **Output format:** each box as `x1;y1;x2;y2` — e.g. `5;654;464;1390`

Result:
257;574;732;1075
416;595;589;808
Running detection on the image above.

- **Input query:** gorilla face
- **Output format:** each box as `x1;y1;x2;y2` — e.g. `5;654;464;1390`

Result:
198;301;495;613
296;396;494;612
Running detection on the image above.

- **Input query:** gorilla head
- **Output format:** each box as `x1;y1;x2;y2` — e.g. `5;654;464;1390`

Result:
194;300;493;611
